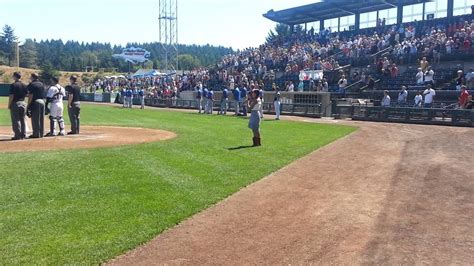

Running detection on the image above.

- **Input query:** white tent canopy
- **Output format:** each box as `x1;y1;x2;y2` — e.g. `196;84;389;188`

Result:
132;69;166;78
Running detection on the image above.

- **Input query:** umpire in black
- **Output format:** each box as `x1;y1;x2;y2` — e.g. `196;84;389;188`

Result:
66;75;81;135
27;73;45;138
8;72;27;140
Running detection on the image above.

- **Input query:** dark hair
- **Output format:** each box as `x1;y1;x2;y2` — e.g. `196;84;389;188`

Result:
31;73;39;80
13;72;21;79
70;75;78;82
252;89;260;97
52;77;59;83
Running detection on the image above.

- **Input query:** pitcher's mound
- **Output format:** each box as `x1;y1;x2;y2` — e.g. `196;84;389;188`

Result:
0;126;176;153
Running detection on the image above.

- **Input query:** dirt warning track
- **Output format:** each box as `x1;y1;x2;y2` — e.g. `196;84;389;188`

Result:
109;121;473;265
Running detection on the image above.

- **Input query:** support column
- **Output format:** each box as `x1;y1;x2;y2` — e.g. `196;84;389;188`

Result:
338;17;341;32
447;0;454;23
290;24;295;33
422;1;426;21
397;1;403;25
376;10;379;27
320;20;325;30
355;12;360;31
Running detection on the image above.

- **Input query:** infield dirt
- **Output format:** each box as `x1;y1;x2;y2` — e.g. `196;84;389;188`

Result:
109;120;473;265
0;126;176;152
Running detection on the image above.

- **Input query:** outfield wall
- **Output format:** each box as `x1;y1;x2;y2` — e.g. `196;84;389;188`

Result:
0;84;9;96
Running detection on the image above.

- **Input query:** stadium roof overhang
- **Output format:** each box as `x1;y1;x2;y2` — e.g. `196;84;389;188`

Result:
263;0;431;25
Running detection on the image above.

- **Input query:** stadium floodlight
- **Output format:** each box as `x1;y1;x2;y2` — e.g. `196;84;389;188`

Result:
158;0;178;72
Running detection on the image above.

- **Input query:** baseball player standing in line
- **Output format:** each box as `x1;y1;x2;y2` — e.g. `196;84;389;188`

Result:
120;88;126;108
196;83;203;113
233;86;241;115
131;87;137;108
125;87;133;108
203;86;209;114
207;89;214;114
219;86;228;115
274;90;281;120
196;82;203;113
45;77;66;136
259;86;264;118
8;72;27;140
66;75;81;135
26;73;45;138
240;84;248;116
139;88;145;109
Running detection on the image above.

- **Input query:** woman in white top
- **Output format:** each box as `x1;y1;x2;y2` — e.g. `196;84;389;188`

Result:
247;89;262;146
382;90;391;107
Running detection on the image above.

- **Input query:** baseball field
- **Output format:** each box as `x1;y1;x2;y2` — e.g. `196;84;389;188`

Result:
0;97;355;264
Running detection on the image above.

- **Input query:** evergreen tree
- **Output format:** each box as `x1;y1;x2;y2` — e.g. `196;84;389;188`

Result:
178;54;201;70
1;32;234;72
266;23;290;44
20;39;38;68
0;24;18;66
39;64;60;85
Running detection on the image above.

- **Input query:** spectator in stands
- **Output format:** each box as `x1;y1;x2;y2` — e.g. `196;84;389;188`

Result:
414;91;423;107
367;76;375;90
321;78;329;92
459;85;470;108
466;68;474;89
416;68;424;85
398;86;408;105
338;75;348;93
455;70;465;91
382;57;391;71
465;95;473;109
424;66;435;85
420;57;429;71
382;90;391;107
446;37;454;54
423;84;436;108
308;78;316;91
287;81;294;92
390;64;399;78
297;81;304;92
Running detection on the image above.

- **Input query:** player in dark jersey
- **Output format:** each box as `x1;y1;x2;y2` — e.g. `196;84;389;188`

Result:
65;75;81;135
9;72;28;140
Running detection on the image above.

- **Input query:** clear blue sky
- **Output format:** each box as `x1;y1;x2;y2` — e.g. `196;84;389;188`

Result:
1;0;317;50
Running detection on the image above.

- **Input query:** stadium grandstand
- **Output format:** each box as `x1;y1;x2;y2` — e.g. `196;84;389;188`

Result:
205;0;473;125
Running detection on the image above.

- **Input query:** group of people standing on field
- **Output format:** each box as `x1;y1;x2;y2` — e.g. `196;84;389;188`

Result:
120;85;146;109
8;72;81;140
194;82;285;147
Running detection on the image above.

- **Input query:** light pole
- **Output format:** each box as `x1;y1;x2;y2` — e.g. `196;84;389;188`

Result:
16;41;20;70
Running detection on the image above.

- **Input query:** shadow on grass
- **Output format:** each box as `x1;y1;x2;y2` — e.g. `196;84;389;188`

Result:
227;145;255;150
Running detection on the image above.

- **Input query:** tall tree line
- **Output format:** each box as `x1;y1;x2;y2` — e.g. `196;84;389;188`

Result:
0;24;234;72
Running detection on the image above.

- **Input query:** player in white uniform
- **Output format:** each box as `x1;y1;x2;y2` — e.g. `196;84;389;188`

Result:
45;77;66;136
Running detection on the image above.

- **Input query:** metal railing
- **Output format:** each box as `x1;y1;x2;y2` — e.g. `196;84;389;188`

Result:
144;98;323;117
334;104;474;127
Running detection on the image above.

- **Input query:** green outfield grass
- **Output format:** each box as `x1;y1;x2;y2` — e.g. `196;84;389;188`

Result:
0;97;356;264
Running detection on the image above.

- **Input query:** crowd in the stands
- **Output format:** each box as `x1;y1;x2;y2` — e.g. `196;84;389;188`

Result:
91;13;473;97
